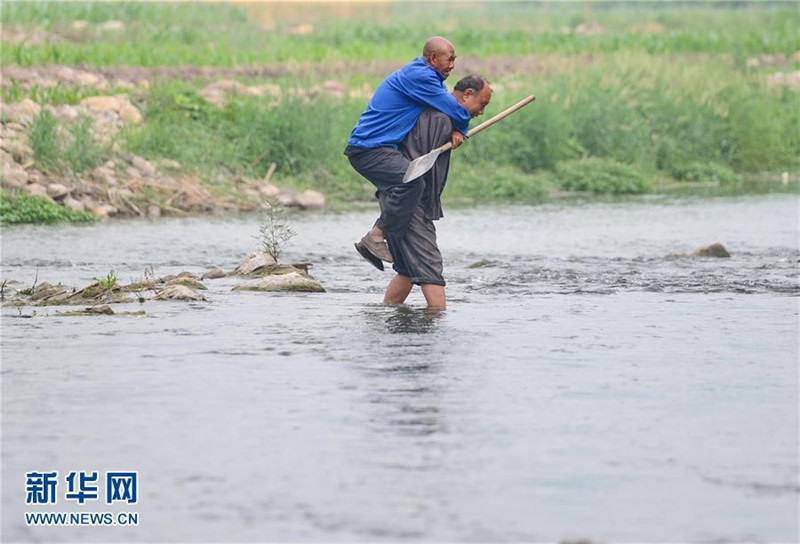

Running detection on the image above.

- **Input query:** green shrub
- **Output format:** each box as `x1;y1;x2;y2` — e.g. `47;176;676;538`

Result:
125;83;361;181
29;111;108;174
670;161;740;184
0;191;98;225
728;91;800;172
445;162;551;203
464;98;577;172
64;115;107;173
29;110;60;172
555;158;652;194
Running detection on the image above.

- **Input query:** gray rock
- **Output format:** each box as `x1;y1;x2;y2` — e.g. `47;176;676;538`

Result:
90;166;117;185
258;183;281;198
75;71;103;87
23;184;49;198
50;104;81;121
46;183;70;200
91;204;118;218
234;252;277;275
467;259;497;269
275;190;298;207
119;104;142;124
1;99;41;126
1;163;29;188
131;155;156;176
233;272;325;293
692;243;731;258
166;277;208;290
29;282;68;301
1;139;34;162
295;189;325;211
154;285;207;301
80;95;122;113
202;268;227;280
63;197;85;212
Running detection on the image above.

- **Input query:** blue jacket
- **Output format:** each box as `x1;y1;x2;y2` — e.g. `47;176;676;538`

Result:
347;57;470;149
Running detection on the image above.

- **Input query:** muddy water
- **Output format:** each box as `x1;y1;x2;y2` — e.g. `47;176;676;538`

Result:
2;194;798;542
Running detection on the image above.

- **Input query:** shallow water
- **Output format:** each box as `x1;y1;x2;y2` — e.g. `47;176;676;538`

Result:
2;194;798;542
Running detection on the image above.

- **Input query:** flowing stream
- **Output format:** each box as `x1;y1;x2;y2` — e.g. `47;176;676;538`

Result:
2;193;798;542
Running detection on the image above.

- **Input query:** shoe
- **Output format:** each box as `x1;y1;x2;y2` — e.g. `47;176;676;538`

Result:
359;234;394;263
355;241;384;271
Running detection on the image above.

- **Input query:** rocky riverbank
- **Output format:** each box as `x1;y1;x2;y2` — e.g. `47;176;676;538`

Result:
1;94;327;219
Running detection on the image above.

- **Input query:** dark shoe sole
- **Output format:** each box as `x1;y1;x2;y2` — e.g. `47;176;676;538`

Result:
355;242;384;271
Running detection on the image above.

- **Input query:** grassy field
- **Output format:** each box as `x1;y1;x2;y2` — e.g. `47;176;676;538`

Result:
3;2;799;66
2;1;799;208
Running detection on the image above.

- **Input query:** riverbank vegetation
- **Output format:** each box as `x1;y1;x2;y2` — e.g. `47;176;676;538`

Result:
0;191;98;224
2;1;798;223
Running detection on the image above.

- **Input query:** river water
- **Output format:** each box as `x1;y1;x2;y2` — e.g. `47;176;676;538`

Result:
2;194;798;543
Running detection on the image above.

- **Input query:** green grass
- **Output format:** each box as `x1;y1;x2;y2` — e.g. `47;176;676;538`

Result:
122;81;364;188
2;2;798;67
112;50;798;204
555;158;652;194
4;1;798;205
0;191;98;224
29;110;109;174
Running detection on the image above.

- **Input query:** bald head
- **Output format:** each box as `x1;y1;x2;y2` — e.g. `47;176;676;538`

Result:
422;36;456;79
423;36;453;59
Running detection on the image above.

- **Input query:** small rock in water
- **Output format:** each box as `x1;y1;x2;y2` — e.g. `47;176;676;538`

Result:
166;277;208;290
692;242;731;258
467;259;496;269
233;272;325;293
202;268;227;280
29;282;67;301
234;252;277;275
58;305;146;317
154;285;207;301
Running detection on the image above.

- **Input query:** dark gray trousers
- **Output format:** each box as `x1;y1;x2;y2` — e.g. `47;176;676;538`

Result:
345;109;453;285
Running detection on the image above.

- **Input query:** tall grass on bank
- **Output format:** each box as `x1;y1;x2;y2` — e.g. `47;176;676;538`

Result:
123;82;371;200
465;54;800;177
30;110;109;174
3;2;799;67
114;52;800;204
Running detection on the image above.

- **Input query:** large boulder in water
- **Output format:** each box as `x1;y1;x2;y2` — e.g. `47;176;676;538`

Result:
692;243;731;258
232;271;324;293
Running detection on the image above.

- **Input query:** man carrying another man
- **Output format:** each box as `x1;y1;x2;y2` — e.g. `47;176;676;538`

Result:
344;36;492;309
